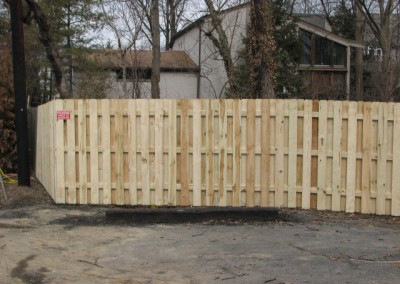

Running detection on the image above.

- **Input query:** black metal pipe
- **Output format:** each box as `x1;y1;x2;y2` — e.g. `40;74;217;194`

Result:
10;0;30;186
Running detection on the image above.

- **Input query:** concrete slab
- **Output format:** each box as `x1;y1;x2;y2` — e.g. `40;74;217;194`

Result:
0;205;399;283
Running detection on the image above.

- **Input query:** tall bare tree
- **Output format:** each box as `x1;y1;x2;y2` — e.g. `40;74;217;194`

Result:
203;0;238;97
151;0;161;98
356;0;400;101
249;0;276;98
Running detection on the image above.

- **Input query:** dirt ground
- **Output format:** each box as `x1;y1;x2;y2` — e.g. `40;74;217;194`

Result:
0;178;400;283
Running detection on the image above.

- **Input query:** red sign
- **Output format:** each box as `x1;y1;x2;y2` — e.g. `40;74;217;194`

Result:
57;110;71;121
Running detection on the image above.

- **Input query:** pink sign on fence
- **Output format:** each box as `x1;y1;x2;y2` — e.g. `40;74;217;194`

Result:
56;110;71;121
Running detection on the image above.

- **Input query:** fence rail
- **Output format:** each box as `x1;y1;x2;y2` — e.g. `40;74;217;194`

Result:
36;99;400;216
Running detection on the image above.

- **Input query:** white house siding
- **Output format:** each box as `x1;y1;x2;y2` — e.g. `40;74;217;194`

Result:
105;71;197;99
172;5;250;98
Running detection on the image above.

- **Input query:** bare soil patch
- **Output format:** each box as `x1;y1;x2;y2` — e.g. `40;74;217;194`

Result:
0;177;54;209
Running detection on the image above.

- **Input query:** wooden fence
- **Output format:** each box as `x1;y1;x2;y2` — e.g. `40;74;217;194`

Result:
35;99;400;216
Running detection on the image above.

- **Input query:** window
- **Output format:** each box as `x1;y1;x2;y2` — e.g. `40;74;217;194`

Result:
116;68;152;81
300;29;312;65
334;43;346;66
315;36;332;65
299;29;348;67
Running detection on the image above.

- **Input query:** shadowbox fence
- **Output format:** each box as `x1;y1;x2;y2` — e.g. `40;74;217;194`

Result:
35;99;400;216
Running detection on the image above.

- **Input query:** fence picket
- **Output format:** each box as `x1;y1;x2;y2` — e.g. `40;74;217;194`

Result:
34;99;400;216
193;100;202;206
331;101;342;211
275;100;285;207
302;100;312;209
361;102;372;214
128;101;137;205
392;104;400;216
140;100;150;205
346;102;357;213
155;100;164;206
376;103;387;215
261;100;270;207
168;100;177;205
288;100;298;208
317;101;328;210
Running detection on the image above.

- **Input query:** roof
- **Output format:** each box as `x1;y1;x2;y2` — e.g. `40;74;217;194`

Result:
170;3;363;49
87;50;199;72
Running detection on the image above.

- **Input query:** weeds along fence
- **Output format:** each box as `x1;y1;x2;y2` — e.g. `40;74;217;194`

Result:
36;99;400;216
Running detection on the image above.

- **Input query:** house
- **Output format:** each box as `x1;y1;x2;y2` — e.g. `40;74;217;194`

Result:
73;50;199;99
170;3;363;99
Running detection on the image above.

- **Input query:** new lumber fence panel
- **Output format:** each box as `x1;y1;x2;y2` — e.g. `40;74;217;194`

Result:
35;99;400;216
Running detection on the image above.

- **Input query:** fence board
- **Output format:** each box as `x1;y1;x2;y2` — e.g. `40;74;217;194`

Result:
246;100;256;207
102;100;111;205
317;101;327;210
302;100;312;209
346;102;357;213
219;100;228;206
128;101;137;205
180;100;190;206
54;100;65;204
89;100;99;204
155;101;164;206
206;100;214;206
261;100;270;207
275;100;285;207
288;100;298;208
376;103;387;215
392;104;400;216
193;100;202;206
331;101;342;211
232;100;241;207
168;100;177;205
77;100;87;204
361;102;372;214
35;99;400;216
139;100;149;205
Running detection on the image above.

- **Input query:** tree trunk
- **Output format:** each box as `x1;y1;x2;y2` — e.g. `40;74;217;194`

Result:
355;3;364;101
249;0;276;99
203;0;238;98
24;0;69;98
151;0;161;98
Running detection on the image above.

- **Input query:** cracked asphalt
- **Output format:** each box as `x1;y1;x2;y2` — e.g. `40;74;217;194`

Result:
0;205;399;284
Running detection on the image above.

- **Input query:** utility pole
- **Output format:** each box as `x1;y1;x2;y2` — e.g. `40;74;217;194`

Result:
10;0;31;186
